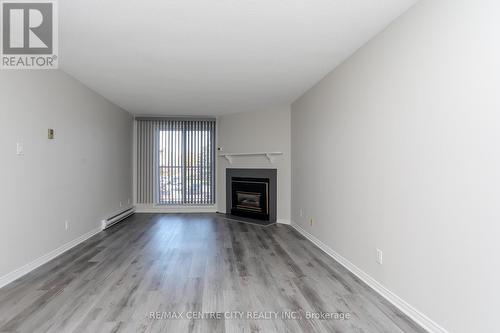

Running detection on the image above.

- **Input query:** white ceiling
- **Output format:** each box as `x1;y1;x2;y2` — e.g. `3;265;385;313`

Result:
59;0;416;116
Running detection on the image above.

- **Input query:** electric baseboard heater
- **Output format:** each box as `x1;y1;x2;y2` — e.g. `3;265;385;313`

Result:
101;207;135;230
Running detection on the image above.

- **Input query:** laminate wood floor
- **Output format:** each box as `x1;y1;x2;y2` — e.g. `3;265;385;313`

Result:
0;214;426;333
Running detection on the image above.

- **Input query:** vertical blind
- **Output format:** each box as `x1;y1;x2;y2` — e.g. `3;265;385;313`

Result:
137;118;216;205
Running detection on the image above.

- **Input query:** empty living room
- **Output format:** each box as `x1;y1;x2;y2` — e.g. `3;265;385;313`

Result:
0;0;498;332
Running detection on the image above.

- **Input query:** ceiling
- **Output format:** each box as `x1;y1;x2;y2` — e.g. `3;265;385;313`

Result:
59;0;416;116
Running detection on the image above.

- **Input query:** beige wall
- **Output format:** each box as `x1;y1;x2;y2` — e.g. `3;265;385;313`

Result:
291;0;500;332
0;70;133;281
217;107;291;223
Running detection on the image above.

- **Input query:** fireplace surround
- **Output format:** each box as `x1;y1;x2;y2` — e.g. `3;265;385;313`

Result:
226;168;277;225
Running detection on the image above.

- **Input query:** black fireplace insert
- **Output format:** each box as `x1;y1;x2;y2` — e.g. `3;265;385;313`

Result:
231;177;269;220
226;168;277;224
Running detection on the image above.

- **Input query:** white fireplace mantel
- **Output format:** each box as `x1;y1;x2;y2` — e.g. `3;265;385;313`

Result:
219;152;283;164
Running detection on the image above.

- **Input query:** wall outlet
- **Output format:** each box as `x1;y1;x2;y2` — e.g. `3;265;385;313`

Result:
120;201;123;207
65;220;69;231
309;218;313;226
16;143;24;155
299;209;303;217
127;198;131;205
376;248;383;265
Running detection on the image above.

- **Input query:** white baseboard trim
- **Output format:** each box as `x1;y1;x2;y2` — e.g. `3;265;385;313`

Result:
135;204;218;214
277;219;291;225
290;222;448;333
0;227;102;289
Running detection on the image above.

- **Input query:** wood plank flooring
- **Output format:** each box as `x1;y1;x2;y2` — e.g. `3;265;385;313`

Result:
0;214;426;333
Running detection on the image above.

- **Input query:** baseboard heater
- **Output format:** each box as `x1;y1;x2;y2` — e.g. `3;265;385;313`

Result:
101;207;136;230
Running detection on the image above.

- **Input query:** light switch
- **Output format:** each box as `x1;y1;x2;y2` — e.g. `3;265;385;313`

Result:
16;143;24;155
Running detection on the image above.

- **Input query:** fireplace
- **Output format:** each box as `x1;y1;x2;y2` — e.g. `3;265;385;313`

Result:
226;169;277;224
231;177;269;220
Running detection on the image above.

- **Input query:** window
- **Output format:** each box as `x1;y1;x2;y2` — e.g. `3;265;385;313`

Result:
136;119;216;206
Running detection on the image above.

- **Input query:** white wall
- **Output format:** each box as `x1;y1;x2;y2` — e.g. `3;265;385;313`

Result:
217;107;291;223
0;70;133;280
291;0;500;332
